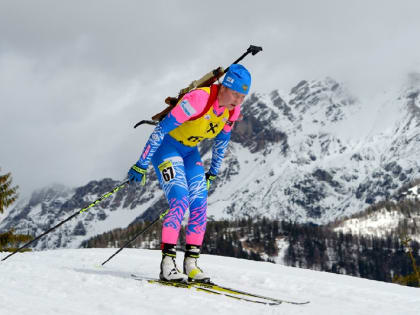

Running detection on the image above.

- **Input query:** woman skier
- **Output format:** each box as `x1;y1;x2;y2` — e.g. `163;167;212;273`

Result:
127;64;251;282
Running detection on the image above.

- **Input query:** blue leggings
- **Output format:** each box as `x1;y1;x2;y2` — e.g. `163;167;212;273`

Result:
151;135;207;246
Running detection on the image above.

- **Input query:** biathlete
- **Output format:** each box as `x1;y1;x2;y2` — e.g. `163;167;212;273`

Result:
127;64;251;282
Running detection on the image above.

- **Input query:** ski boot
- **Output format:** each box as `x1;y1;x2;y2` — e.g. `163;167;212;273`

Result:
159;244;188;282
183;245;210;283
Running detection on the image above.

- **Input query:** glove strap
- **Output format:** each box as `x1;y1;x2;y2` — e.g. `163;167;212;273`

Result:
206;174;216;190
131;165;147;185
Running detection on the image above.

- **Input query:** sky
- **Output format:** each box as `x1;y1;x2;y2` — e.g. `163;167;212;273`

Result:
1;0;420;199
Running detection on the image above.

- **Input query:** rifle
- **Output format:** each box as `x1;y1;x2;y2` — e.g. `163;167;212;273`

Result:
134;45;262;128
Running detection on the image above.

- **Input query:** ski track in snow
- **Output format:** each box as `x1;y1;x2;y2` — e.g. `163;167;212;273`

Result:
0;249;418;315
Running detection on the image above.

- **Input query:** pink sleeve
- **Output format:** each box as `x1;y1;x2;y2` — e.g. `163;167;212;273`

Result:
223;105;241;132
170;89;209;124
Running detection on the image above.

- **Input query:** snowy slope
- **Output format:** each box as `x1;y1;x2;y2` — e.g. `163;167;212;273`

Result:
0;249;418;315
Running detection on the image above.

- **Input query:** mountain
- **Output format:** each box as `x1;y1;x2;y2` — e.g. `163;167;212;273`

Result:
1;75;420;249
332;181;420;242
211;75;420;222
0;180;167;249
0;248;418;315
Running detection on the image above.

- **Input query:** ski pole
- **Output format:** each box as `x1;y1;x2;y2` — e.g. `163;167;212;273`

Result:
1;180;129;262
228;45;263;72
101;208;169;266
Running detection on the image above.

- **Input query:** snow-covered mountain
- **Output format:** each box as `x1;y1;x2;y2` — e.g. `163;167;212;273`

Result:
333;183;420;242
0;179;168;249
2;75;420;249
211;75;420;222
0;249;418;315
334;205;420;242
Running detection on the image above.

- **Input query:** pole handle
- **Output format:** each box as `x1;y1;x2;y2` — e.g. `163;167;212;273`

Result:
225;44;263;73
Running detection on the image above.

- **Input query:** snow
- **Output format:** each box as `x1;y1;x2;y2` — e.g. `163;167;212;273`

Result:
0;249;418;315
408;185;420;196
334;207;420;243
402;184;420;200
274;237;288;264
334;208;405;237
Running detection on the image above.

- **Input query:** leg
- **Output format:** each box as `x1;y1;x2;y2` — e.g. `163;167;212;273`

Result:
184;148;208;246
182;149;210;282
152;141;189;246
152;137;189;282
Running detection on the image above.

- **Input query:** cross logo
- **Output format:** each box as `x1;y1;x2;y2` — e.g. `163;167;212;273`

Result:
207;122;218;134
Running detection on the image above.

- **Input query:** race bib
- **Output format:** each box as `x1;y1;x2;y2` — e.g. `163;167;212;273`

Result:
158;160;176;182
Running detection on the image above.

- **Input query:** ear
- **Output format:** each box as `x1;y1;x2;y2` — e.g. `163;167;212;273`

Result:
217;85;225;97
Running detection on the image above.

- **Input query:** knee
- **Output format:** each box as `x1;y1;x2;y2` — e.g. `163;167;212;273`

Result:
188;175;207;202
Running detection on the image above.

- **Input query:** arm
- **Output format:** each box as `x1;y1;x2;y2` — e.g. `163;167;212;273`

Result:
208;130;231;176
128;113;180;183
136;113;179;169
205;130;231;190
206;105;241;188
132;90;209;172
208;104;241;175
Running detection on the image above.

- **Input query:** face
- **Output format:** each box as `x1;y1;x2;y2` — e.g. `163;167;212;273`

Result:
217;85;246;110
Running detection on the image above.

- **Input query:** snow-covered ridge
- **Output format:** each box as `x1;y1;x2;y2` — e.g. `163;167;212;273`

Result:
333;182;420;242
401;184;420;200
334;208;408;238
0;178;167;249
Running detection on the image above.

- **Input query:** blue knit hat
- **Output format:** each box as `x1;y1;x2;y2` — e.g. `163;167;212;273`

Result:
222;64;251;95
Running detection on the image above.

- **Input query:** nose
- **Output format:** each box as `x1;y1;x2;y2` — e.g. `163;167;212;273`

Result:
233;94;245;104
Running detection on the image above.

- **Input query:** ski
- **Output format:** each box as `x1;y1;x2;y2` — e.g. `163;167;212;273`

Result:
131;274;309;305
148;279;280;305
190;281;310;305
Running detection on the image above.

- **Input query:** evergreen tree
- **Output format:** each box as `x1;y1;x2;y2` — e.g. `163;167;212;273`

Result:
0;167;33;252
0;229;32;252
0;167;19;213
